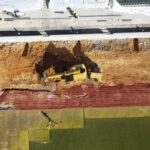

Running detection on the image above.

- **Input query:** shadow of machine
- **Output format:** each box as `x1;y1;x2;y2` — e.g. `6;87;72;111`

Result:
35;41;101;83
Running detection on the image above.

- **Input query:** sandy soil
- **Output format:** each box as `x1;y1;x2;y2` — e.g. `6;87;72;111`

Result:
0;40;150;90
87;50;150;85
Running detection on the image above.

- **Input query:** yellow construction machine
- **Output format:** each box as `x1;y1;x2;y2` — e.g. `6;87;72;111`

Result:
43;64;102;83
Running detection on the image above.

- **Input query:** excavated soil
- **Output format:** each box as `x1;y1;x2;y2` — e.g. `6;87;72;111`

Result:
0;83;150;109
0;39;150;90
0;39;150;109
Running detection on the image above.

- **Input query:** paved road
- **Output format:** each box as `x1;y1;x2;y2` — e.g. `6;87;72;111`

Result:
0;8;150;33
0;8;150;41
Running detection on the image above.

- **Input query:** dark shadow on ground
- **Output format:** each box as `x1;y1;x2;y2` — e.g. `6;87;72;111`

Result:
107;27;150;34
35;41;98;77
133;38;140;52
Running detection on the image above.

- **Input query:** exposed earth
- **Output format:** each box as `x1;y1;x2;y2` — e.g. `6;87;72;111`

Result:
0;39;150;90
0;83;150;109
0;38;150;150
0;38;150;109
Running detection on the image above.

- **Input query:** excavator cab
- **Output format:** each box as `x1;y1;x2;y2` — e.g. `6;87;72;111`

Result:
65;64;87;82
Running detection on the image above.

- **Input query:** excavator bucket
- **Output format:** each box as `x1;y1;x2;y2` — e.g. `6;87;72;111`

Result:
90;73;102;82
89;66;102;82
43;66;58;82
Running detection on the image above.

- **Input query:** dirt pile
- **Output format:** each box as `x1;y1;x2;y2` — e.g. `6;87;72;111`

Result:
0;38;150;90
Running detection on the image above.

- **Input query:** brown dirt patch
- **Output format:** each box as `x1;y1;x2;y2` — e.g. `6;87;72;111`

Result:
0;40;150;89
87;50;150;85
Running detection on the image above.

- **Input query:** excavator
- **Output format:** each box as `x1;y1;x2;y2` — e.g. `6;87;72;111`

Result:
43;64;102;83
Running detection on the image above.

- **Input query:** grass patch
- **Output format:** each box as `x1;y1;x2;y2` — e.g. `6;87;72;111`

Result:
56;108;84;129
16;109;84;130
29;129;50;142
45;108;84;129
18;131;29;150
85;107;148;119
30;117;150;150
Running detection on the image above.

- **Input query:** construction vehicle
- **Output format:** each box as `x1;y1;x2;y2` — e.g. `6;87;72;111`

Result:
43;64;102;83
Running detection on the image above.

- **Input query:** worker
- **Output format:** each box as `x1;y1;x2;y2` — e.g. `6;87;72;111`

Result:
44;0;50;9
41;111;58;129
107;0;113;9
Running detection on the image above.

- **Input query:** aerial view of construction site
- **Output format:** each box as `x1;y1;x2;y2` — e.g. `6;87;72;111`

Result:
0;0;150;150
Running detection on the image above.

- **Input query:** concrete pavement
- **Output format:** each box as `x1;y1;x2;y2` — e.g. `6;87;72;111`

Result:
0;8;150;40
0;8;150;31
